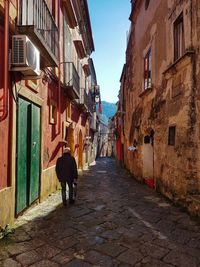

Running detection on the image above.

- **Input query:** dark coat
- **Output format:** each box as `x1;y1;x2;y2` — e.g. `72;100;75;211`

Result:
56;153;78;182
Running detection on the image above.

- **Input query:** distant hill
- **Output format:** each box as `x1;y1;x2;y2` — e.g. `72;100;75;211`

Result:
97;101;117;124
101;101;117;119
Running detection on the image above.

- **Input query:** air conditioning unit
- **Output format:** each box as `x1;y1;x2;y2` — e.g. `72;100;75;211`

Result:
11;35;40;77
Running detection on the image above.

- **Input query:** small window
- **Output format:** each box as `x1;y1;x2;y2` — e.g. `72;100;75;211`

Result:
49;102;57;124
145;0;150;10
144;48;152;90
168;126;176;146
52;0;56;19
174;13;185;61
66;102;71;120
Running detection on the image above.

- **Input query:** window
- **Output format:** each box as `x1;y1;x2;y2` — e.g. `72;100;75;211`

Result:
52;0;56;20
168;126;176;146
174;13;184;61
145;0;150;10
49;102;57;124
144;48;152;90
66;102;71;120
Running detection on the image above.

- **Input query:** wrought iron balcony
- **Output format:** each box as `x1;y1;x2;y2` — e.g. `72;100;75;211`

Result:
79;88;88;112
63;62;80;100
88;91;95;114
79;89;94;115
18;0;59;67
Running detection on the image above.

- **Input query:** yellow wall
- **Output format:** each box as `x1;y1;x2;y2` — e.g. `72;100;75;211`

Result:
40;166;60;202
0;188;15;227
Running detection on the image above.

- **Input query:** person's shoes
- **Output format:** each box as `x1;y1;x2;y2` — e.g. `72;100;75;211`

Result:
69;199;75;205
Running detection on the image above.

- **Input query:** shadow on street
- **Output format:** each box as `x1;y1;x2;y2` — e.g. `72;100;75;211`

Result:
0;158;200;266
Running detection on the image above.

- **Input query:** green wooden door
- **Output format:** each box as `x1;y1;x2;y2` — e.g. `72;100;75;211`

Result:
29;104;40;204
16;98;29;214
16;98;41;214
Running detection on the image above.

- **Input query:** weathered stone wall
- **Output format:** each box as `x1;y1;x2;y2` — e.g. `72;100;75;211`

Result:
123;0;200;215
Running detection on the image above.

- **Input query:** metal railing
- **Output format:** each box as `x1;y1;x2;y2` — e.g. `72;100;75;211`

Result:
19;0;58;59
64;62;80;96
88;91;94;113
80;89;94;113
80;88;88;106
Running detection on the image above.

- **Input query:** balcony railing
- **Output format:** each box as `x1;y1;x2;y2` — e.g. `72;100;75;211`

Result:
80;88;88;110
18;0;59;67
64;62;80;99
88;91;94;114
79;89;94;114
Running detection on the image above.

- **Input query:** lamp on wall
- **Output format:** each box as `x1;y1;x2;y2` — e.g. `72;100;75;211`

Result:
95;94;100;103
92;85;100;103
85;135;91;141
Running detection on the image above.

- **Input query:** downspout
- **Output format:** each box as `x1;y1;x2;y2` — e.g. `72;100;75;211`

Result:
0;0;9;122
57;0;61;136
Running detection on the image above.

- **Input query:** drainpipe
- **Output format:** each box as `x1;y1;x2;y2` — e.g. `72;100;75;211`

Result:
57;0;61;136
0;0;9;122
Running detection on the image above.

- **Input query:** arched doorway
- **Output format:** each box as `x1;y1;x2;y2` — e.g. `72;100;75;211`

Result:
78;130;83;169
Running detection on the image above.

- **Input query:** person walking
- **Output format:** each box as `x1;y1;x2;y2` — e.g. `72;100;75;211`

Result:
56;147;78;206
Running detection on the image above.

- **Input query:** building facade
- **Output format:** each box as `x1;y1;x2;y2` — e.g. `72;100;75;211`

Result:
107;117;116;158
0;0;99;227
97;120;109;158
120;0;200;215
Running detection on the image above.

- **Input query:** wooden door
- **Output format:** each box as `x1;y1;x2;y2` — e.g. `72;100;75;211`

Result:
16;98;29;214
16;98;41;214
29;104;40;204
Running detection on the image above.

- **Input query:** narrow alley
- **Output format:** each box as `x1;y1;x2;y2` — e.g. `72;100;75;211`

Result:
0;158;200;267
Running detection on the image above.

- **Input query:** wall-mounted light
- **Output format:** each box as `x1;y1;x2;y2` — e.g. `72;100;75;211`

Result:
95;94;100;103
91;85;100;104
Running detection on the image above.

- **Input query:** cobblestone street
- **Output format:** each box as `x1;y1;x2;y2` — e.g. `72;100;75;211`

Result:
0;158;200;267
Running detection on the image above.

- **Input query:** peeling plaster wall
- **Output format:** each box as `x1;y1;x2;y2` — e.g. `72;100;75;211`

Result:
123;0;200;215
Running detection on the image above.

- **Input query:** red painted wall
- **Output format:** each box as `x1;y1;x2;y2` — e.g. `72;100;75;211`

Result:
0;27;9;189
42;81;63;169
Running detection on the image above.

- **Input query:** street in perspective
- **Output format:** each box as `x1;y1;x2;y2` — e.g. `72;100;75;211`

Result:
1;0;200;266
0;158;200;267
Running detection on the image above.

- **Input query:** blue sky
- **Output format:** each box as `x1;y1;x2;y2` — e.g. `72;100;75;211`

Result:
88;0;131;103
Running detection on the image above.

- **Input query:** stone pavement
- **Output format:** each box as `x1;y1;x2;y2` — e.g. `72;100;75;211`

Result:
0;158;200;267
